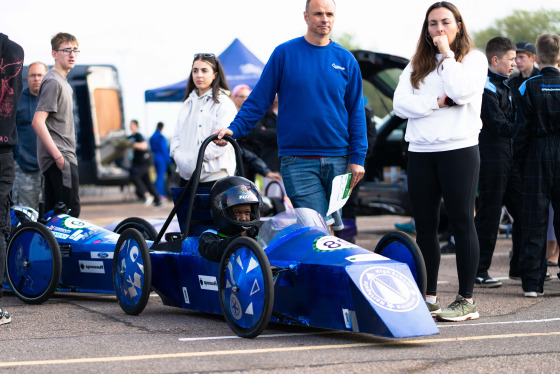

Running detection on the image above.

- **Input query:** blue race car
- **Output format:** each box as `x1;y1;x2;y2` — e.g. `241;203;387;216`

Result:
4;206;158;304
112;135;438;339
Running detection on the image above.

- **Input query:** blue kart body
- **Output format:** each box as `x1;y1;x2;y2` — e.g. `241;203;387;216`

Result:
4;210;123;297
143;198;438;339
113;135;438;339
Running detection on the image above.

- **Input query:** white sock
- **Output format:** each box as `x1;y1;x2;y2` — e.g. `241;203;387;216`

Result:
426;296;437;304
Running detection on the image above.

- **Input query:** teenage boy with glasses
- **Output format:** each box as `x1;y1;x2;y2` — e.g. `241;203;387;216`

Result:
32;32;81;217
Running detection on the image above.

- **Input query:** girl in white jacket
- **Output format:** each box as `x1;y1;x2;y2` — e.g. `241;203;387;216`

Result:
393;1;487;323
170;54;237;186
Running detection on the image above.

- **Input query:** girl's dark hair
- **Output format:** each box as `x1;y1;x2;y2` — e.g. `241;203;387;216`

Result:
410;1;475;89
184;54;230;102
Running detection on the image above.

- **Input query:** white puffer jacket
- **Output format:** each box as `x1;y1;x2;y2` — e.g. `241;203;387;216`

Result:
170;88;237;182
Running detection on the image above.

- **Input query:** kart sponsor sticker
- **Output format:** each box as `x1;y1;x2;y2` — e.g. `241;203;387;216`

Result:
229;293;242;320
182;287;190;304
199;275;218;291
52;231;69;239
49;226;72;234
90;251;114;259
79;260;105;274
313;236;358;252
359;266;420;312
345;253;385;263
342;309;352;329
69;229;85;241
63;216;93;230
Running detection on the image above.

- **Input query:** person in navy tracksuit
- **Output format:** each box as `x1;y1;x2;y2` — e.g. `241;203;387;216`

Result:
516;34;560;297
475;37;522;288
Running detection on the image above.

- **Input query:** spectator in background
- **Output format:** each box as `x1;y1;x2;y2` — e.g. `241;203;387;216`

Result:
32;32;81;217
474;37;520;289
546;205;559;267
232;84;252;111
231;84;262;179
508;41;539;99
12;62;48;210
0;32;24;326
393;2;486;321
128;119;162;207
149;121;171;199
255;94;280;172
170;53;237;188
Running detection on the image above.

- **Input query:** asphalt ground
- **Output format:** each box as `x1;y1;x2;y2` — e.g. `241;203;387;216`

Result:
1;187;560;373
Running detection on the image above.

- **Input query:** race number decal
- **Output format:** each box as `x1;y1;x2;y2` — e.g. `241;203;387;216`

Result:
359;266;420;312
313;236;358;252
63;216;93;230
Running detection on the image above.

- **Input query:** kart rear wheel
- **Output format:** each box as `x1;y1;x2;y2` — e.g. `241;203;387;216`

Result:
114;217;158;241
219;237;273;338
374;231;427;298
6;222;62;304
113;228;152;315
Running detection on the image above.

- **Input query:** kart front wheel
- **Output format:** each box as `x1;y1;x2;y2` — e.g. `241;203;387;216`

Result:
114;217;158;241
6;222;62;304
374;231;427;298
113;228;152;315
219;237;273;339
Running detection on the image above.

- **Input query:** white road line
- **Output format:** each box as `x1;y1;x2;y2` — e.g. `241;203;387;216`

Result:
179;331;340;341
437;317;560;328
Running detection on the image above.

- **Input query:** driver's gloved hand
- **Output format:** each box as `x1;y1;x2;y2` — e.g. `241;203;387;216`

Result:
245;226;259;238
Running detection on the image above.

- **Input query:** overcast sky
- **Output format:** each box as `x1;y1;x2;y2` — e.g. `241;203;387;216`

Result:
2;0;559;136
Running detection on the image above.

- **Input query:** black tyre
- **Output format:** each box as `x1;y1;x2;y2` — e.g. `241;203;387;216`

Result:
219;237;273;338
374;231;427;298
114;217;158;241
6;222;62;304
113;228;152;315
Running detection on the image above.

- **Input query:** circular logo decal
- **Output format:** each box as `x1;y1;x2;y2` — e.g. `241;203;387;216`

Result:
359;266;420;312
63;217;93;230
229;293;242;320
313;236;358;252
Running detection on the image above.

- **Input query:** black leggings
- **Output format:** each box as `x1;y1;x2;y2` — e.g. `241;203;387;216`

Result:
408;146;480;299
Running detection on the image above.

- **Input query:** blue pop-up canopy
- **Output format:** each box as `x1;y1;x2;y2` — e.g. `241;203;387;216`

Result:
145;38;265;102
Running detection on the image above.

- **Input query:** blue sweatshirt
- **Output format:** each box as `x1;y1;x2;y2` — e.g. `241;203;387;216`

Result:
13;88;40;172
229;37;367;166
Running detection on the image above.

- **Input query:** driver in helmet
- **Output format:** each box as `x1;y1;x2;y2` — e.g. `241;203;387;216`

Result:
199;176;262;262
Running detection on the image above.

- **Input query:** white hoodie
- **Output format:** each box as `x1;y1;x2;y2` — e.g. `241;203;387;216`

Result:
170;88;237;182
394;50;487;152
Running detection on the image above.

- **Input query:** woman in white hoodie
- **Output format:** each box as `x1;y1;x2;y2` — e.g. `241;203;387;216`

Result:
170;53;237;187
393;1;487;322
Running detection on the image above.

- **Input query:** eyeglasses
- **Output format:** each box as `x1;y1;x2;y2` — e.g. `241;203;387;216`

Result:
56;48;80;55
28;74;45;79
194;53;215;58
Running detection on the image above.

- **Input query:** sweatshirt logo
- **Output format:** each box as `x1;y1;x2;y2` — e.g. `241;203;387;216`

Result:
332;63;345;70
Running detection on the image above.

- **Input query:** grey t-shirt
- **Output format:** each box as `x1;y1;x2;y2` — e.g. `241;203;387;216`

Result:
36;69;77;172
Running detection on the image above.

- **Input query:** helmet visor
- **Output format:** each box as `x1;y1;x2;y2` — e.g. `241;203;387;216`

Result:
213;184;261;211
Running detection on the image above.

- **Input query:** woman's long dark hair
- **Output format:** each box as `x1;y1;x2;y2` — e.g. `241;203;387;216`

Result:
184;54;230;103
410;1;475;89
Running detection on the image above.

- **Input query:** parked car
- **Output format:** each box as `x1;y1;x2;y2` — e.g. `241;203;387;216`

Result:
351;50;411;216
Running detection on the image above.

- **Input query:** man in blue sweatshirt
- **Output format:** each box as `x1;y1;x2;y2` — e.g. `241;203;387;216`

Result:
216;0;367;230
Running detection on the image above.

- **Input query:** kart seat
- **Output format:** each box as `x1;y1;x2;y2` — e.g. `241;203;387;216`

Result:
171;187;217;237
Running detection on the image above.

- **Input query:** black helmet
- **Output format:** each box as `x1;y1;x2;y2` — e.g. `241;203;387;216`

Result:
210;176;262;235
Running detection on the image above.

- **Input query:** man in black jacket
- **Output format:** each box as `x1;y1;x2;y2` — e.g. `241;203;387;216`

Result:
517;34;560;297
0;33;24;325
475;37;521;288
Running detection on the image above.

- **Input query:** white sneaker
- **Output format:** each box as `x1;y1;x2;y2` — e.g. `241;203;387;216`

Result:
524;291;544;298
0;307;11;325
143;195;154;206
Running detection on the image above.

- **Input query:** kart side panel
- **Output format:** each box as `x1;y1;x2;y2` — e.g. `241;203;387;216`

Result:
150;237;222;315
